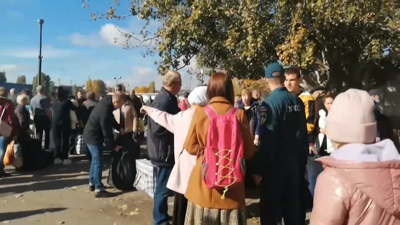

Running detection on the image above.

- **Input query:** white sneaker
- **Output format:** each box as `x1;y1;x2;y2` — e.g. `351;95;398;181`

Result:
62;159;72;165
54;158;62;164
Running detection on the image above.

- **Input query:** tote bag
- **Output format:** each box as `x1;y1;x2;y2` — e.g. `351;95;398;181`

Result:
0;104;12;138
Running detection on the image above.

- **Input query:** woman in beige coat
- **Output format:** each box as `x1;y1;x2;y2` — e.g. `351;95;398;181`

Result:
140;86;208;225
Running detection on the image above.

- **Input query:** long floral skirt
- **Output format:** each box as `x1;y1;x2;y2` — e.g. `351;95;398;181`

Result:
184;201;247;225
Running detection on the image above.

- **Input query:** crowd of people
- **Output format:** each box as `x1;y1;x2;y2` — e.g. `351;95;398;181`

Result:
1;62;400;225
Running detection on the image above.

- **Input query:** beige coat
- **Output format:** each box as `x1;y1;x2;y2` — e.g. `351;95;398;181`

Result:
113;101;138;133
145;106;198;195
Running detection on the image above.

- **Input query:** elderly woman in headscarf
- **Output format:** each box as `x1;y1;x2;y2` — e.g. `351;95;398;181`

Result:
140;86;208;225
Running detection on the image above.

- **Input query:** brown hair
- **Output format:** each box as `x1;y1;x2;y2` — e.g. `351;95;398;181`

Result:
323;93;335;102
207;72;234;104
87;91;96;100
284;67;301;78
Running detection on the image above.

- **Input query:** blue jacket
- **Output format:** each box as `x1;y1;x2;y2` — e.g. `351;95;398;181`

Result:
237;99;261;136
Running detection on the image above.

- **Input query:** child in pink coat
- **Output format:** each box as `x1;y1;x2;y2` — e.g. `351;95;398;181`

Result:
311;89;400;225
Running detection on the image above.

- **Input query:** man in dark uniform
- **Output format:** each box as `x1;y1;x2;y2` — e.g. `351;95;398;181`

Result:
253;62;308;225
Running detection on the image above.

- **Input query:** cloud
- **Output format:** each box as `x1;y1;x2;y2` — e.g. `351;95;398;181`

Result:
103;57;200;91
105;66;162;90
0;64;34;81
64;21;157;48
65;33;103;47
0;45;76;59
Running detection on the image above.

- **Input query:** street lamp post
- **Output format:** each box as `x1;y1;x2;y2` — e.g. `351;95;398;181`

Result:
37;19;44;85
114;76;122;85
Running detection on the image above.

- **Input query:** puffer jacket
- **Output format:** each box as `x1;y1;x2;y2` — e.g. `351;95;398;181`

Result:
311;139;400;225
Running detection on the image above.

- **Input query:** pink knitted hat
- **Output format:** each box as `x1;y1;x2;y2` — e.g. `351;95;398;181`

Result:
326;88;377;144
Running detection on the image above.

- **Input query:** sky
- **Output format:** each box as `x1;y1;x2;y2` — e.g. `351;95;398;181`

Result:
0;0;198;90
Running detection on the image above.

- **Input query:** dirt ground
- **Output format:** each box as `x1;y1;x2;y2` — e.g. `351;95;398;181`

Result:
0;154;263;225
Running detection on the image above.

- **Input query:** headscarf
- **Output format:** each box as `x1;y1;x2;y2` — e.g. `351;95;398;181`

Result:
188;86;208;106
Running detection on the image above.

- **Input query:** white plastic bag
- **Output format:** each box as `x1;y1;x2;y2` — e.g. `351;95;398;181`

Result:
13;143;23;168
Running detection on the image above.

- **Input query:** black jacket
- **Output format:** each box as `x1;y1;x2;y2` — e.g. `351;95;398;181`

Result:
83;96;119;149
81;99;98;126
147;87;180;166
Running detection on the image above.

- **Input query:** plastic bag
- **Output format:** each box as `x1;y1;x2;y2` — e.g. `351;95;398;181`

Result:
107;149;137;191
107;134;139;190
3;140;14;166
13;143;23;168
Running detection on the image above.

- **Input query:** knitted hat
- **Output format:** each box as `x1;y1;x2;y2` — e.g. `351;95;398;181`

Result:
326;89;377;144
264;62;284;78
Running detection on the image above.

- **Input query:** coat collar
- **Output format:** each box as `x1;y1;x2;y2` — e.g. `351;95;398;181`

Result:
209;96;232;105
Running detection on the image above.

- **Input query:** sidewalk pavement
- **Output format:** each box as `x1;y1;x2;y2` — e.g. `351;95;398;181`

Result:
0;155;263;225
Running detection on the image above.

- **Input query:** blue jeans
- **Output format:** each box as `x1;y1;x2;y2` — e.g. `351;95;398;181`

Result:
0;136;5;172
153;166;172;225
87;144;104;191
306;156;323;197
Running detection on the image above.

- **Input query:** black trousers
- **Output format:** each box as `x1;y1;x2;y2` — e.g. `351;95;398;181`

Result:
260;163;305;225
172;193;188;225
51;125;71;160
69;129;77;154
34;116;50;149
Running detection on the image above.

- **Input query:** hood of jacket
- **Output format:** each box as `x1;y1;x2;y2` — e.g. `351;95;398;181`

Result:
317;139;400;216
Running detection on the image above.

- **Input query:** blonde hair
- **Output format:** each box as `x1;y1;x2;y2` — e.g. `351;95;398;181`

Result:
17;94;30;105
162;70;181;87
241;89;252;95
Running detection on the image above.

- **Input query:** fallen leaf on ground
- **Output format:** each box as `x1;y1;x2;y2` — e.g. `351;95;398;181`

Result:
121;204;128;210
56;221;65;224
134;208;140;212
116;212;123;216
15;194;23;198
129;211;139;216
3;200;8;203
20;200;25;202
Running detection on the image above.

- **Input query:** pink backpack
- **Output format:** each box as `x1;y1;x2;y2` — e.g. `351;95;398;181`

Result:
202;106;245;200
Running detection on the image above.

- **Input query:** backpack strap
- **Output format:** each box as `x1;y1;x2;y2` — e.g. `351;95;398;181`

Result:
227;107;238;116
204;106;239;118
204;105;218;118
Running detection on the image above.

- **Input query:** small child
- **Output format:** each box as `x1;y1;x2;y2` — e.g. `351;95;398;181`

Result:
237;89;261;146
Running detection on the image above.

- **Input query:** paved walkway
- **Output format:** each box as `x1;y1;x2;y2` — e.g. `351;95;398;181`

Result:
0;155;262;225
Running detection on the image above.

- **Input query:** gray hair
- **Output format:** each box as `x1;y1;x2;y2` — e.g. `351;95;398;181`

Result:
10;88;16;94
162;70;181;87
36;85;44;94
17;94;30;105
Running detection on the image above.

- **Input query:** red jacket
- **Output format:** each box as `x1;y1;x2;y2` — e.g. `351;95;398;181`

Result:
0;97;20;138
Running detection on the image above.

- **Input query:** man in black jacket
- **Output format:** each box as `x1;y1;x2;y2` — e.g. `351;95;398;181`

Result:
83;93;124;198
147;70;181;225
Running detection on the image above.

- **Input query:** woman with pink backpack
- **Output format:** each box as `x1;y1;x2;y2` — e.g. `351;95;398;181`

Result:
183;72;256;225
